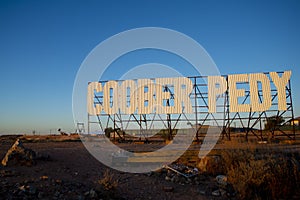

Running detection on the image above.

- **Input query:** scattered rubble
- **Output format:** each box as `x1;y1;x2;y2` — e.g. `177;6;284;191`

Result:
161;163;203;186
158;163;236;198
84;189;98;198
211;188;226;197
211;189;220;196
164;163;199;178
0;177;116;200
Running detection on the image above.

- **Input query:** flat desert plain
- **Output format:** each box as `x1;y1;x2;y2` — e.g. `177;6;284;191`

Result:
0;134;299;200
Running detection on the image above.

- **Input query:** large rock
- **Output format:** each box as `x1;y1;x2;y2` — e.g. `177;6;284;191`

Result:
216;175;228;187
1;139;36;166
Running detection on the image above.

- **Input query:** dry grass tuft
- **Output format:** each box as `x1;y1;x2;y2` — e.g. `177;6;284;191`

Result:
98;169;118;191
221;149;300;199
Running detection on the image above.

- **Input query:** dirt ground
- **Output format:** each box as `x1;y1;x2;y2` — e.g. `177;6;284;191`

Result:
0;135;217;200
0;134;299;200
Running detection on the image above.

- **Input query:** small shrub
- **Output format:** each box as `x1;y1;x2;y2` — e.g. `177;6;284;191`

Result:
98;169;118;191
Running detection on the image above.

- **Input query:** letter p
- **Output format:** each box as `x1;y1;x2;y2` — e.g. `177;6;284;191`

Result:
208;76;227;113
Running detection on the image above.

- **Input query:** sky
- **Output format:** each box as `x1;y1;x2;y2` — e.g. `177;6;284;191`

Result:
0;0;299;134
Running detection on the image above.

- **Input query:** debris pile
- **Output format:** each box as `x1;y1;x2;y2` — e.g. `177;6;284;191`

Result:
159;164;236;198
164;163;198;178
1;139;36;166
162;163;203;185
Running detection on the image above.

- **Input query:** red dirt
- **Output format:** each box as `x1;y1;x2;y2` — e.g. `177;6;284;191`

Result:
0;135;214;200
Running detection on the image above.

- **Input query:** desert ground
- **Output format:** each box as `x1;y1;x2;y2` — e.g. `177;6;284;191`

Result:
0;133;299;200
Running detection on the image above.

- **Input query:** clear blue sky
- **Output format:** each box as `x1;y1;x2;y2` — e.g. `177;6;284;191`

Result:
0;0;299;134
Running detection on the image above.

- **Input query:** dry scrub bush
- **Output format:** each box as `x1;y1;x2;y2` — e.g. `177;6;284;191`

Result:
221;149;300;200
98;169;118;191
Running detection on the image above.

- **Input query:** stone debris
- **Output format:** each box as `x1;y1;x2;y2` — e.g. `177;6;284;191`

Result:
84;188;98;198
1;139;36;166
162;163;208;186
0;178;113;200
158;163;236;198
216;175;227;186
211;189;220;196
211;188;226;197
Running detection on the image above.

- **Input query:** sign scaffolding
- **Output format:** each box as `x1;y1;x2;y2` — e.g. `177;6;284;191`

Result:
87;71;296;142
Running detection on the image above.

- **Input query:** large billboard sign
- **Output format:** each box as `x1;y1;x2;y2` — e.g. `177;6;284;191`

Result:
87;71;291;115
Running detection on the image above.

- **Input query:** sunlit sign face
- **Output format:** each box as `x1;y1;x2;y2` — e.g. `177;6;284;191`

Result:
87;71;291;115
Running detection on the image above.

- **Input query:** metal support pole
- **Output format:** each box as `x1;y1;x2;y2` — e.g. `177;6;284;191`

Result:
288;80;296;139
194;77;199;141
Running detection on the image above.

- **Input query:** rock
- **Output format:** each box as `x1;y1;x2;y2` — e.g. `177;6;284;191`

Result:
19;185;26;192
197;155;223;175
212;189;220;196
85;189;97;198
216;175;227;186
1;139;36;166
165;176;171;181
